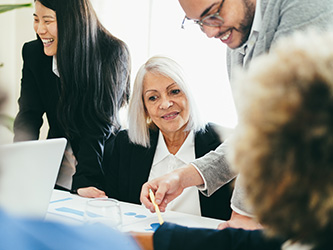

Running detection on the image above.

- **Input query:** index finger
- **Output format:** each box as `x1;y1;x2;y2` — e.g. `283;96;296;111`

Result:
140;183;155;211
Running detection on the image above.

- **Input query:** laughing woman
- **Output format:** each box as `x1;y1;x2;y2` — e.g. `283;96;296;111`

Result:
13;0;131;196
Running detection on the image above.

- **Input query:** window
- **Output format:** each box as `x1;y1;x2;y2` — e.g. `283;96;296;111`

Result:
92;0;237;128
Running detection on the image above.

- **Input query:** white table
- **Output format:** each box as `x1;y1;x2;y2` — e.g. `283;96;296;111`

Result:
46;189;223;232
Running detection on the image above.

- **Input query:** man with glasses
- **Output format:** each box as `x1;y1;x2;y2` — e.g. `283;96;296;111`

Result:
141;0;333;230
181;0;254;51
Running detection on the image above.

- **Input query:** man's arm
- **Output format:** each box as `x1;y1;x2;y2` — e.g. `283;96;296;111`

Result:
192;141;236;196
140;142;237;212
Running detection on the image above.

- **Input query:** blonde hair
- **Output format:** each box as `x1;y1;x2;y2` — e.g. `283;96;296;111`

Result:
128;56;205;147
230;31;333;246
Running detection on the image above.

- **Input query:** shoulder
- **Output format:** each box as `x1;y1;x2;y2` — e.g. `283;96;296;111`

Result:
205;122;221;132
196;122;223;137
194;123;233;147
263;0;333;20
98;35;130;71
22;39;52;66
110;129;154;160
115;129;130;142
194;123;223;151
114;129;142;149
99;30;129;55
22;39;43;55
115;129;158;148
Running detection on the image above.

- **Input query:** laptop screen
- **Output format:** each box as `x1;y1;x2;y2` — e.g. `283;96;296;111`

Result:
0;138;67;218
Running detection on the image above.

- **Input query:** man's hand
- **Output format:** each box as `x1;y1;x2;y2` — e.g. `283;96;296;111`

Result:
77;187;107;198
217;211;263;230
140;164;204;213
140;170;183;213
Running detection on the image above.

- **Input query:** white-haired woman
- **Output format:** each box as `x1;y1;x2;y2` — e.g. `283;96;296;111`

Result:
103;56;234;220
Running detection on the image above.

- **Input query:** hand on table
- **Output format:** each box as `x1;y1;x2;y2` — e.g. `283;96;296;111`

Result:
77;187;107;198
140;164;204;213
217;211;263;230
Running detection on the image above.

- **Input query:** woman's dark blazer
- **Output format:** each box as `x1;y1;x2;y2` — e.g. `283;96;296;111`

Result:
13;39;114;190
153;223;284;250
104;123;234;220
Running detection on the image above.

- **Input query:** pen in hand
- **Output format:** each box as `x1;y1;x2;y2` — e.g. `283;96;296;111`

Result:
149;189;164;225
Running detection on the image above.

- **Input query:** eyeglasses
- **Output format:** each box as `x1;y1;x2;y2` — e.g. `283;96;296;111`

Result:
181;0;225;31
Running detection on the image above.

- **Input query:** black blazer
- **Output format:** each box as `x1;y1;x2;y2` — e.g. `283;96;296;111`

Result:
104;123;234;220
13;39;114;190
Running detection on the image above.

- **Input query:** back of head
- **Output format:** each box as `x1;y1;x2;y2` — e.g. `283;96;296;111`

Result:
230;31;333;247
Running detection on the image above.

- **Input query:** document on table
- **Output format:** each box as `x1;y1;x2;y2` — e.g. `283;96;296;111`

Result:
46;190;223;232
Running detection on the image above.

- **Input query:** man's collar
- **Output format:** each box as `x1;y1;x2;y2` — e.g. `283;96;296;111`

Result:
252;0;262;34
236;0;262;54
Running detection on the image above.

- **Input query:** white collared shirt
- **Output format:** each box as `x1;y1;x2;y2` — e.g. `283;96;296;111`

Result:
52;56;59;77
51;56;76;190
148;130;201;216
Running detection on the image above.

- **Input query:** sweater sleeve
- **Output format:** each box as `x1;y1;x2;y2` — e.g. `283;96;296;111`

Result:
192;141;236;196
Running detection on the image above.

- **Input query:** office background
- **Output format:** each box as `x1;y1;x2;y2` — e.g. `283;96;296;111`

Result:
0;0;237;143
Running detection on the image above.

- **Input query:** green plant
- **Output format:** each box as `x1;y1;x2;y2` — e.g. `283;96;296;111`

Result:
0;3;32;14
0;114;14;132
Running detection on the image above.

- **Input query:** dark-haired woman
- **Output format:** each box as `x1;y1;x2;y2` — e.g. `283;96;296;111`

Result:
13;0;131;197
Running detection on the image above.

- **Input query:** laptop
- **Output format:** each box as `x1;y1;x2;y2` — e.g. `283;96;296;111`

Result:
0;138;67;218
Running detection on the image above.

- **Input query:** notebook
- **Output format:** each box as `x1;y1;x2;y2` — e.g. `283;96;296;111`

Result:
0;138;67;218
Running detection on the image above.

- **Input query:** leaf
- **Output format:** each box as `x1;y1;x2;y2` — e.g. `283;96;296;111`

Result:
0;4;32;14
0;114;14;133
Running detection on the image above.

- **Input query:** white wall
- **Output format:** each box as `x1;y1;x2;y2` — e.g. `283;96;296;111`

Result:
0;0;237;143
0;0;35;115
0;0;35;143
92;0;237;128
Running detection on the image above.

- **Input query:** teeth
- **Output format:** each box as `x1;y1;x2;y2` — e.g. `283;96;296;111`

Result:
221;30;231;41
42;38;54;44
163;113;177;118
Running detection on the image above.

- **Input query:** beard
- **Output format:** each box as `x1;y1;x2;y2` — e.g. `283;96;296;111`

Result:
237;0;256;48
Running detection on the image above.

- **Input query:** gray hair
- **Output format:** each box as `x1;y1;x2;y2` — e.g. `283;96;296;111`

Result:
128;56;206;147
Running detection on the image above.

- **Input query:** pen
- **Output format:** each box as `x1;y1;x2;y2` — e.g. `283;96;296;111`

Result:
149;189;164;225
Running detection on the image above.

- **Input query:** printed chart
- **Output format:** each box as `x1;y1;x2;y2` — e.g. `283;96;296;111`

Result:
46;190;223;232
